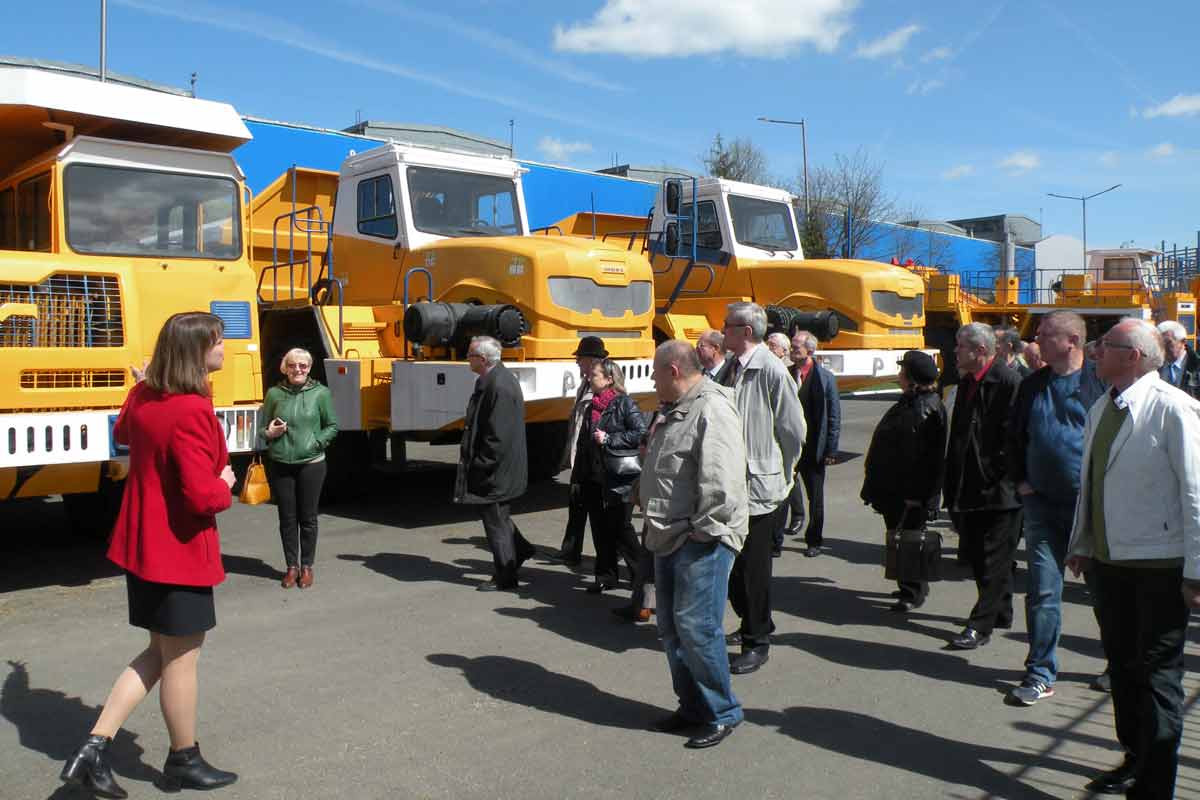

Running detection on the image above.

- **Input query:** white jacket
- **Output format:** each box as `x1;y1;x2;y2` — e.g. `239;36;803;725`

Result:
1067;371;1200;579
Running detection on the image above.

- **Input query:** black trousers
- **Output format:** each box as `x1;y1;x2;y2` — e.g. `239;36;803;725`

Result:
581;482;639;585
1092;561;1188;800
957;509;1022;635
730;503;787;647
559;487;588;562
774;474;806;551
883;507;928;605
479;501;535;587
269;459;327;568
799;459;826;548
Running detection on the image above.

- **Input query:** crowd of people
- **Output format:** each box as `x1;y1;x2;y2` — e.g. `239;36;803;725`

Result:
58;303;1199;797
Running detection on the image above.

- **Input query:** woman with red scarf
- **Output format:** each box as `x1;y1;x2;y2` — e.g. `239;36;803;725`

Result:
569;358;647;594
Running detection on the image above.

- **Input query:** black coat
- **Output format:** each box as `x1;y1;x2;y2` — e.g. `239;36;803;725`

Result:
1159;345;1200;400
860;390;946;520
570;392;648;499
944;359;1022;512
455;364;528;504
791;361;841;463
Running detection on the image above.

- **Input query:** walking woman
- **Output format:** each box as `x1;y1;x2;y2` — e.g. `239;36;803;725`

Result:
860;350;948;612
569;358;647;594
61;312;238;797
261;347;338;589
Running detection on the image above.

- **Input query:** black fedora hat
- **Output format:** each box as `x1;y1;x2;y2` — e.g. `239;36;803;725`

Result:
573;336;608;359
897;350;938;384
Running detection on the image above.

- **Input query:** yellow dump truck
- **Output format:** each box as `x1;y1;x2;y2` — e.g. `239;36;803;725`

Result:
0;66;262;529
249;144;658;480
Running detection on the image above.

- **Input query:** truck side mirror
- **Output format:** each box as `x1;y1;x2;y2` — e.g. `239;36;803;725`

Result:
665;181;681;216
665;223;679;257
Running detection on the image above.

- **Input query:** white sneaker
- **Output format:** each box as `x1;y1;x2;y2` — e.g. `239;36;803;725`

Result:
1008;678;1054;706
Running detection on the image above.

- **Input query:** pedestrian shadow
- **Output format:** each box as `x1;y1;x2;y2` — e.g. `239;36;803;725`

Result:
771;575;961;639
493;604;660;655
0;661;162;794
1011;718;1200;772
820;535;974;581
746;706;1092;800
337;552;481;588
426;653;664;729
221;554;285;583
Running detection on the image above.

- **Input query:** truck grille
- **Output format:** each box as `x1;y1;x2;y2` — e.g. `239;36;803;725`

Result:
20;369;126;389
0;274;124;348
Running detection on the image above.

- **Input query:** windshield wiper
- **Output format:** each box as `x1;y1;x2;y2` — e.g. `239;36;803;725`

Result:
452;227;490;236
743;240;797;257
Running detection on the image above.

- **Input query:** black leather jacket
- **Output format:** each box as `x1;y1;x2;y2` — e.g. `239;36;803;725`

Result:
944;360;1022;511
861;389;946;518
570;392;648;498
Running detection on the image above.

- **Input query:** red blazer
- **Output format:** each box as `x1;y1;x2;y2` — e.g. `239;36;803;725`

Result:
107;382;232;587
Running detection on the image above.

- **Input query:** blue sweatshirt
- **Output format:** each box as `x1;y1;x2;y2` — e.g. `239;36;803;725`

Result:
1025;370;1090;500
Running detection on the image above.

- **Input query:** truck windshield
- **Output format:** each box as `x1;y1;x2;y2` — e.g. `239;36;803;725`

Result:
64;164;241;259
407;166;523;237
728;194;798;253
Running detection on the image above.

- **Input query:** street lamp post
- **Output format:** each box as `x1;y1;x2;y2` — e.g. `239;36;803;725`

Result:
100;0;107;82
757;116;809;216
1047;184;1121;271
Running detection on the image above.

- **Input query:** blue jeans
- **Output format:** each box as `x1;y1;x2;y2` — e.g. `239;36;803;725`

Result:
1022;493;1075;685
655;539;742;727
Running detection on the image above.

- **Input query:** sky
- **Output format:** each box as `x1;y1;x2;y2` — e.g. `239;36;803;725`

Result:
5;0;1200;251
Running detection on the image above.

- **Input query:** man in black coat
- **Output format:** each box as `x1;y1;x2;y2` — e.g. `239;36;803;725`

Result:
1157;320;1200;400
455;335;535;591
945;322;1023;649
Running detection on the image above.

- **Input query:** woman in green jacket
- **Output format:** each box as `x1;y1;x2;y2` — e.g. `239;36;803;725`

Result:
260;348;338;589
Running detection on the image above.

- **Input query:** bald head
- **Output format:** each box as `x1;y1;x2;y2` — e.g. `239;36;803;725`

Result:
653;339;703;402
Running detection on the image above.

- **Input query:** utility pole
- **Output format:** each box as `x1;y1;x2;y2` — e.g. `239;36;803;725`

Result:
508;119;515;157
189;72;197;97
99;0;108;82
757;116;809;216
1048;184;1121;270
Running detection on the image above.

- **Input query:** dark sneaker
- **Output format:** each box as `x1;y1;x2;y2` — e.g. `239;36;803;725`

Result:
1008;678;1054;706
1090;670;1112;693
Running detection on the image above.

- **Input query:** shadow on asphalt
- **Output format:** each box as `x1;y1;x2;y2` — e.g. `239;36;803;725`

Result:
426;653;667;729
0;660;164;796
746;706;1092;800
221;554;286;583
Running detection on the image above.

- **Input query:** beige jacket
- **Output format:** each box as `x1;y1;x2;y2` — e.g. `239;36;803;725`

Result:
559;382;593;471
640;379;749;556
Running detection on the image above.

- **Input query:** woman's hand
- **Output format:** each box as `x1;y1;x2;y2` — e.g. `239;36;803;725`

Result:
219;465;236;489
265;418;288;440
593;429;608;445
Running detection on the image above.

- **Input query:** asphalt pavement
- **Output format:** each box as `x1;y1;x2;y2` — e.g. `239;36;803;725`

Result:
2;398;1197;799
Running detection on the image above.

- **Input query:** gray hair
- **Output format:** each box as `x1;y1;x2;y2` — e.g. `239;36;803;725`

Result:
957;322;996;356
698;329;725;350
767;332;791;353
1158;320;1188;341
655;339;702;376
280;347;313;371
726;301;768;342
791;329;818;353
470;336;502;366
1117;320;1165;371
994;326;1021;349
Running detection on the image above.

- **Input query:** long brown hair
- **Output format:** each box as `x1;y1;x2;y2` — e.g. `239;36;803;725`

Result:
144;312;224;396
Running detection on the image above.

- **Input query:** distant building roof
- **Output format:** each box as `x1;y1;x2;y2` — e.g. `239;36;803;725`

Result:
0;55;191;96
598;164;694;183
900;220;968;237
341;120;510;157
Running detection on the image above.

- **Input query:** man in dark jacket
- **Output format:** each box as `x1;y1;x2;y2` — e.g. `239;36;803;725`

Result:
1157;320;1200;399
945;322;1023;649
556;336;608;565
781;330;841;557
455;335;535;591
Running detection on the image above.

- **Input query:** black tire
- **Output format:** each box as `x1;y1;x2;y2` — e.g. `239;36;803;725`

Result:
525;421;568;482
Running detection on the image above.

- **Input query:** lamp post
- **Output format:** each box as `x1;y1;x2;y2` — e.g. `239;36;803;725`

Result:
100;0;107;82
757;116;809;216
1047;184;1121;270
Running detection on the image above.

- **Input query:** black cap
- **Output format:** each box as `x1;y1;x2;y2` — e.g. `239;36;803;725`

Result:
572;336;608;359
897;350;938;384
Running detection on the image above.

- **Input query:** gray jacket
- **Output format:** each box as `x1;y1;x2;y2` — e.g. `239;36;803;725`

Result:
722;343;807;515
640;379;749;556
560;382;593;471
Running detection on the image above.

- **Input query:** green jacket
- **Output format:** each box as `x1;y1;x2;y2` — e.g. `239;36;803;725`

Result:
260;379;338;464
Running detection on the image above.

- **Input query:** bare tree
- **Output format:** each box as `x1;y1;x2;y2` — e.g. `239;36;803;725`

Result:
701;133;769;184
805;148;900;260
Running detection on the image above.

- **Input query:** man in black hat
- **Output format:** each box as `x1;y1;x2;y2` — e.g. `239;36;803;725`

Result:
556;335;608;565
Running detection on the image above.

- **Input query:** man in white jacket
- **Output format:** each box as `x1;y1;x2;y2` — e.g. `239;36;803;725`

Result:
1066;318;1200;799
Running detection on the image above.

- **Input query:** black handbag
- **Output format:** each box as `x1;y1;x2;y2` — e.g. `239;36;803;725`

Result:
884;527;943;582
603;447;642;476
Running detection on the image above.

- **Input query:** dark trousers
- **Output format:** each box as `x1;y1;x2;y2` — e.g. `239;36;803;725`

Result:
773;475;806;551
559;487;587;562
479;501;535;587
799;460;826;548
957;508;1022;635
883;507;928;605
269;459;327;567
630;541;656;610
1092;561;1188;800
581;482;639;585
729;503;787;647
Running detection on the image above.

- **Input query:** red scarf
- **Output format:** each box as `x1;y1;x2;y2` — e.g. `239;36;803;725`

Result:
590;387;618;426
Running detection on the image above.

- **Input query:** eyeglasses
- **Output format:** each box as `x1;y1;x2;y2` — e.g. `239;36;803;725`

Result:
1097;338;1135;351
466;353;484;360
285;363;311;370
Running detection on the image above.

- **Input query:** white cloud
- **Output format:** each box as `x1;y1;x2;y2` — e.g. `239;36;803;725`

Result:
537;137;594;163
998;150;1040;174
941;164;974;180
906;78;945;95
1141;94;1200;119
553;0;858;58
855;23;921;59
1099;151;1119;167
920;45;952;63
1147;142;1176;159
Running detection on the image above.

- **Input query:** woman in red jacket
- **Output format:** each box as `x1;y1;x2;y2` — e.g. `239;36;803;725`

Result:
61;312;238;798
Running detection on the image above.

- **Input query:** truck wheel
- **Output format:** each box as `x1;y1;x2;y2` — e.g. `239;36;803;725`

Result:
526;421;568;482
63;476;125;539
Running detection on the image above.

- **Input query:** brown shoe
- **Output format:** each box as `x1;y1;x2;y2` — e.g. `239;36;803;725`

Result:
281;567;298;589
298;566;314;589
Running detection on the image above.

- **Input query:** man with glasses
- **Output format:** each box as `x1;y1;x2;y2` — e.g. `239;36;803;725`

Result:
1156;320;1200;399
1067;319;1200;798
695;330;727;379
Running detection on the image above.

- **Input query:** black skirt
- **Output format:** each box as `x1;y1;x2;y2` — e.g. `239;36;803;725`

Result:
126;572;216;636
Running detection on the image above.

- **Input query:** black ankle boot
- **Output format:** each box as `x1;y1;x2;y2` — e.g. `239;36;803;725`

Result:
159;742;237;792
60;734;128;799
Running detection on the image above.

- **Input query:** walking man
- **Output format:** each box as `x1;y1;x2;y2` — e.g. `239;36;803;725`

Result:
455;336;536;591
556;336;607;565
716;302;805;674
642;340;748;749
1067;319;1200;798
784;330;841;557
1005;311;1103;705
945;323;1023;649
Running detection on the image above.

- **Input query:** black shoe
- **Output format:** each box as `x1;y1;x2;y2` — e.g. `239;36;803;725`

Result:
730;646;769;675
61;735;128;799
685;722;739;749
476;579;517;592
650;711;701;733
771;546;782;558
159;742;237;792
1090;670;1112;693
585;581;615;594
724;632;742;646
1084;757;1139;794
803;546;823;558
950;627;990;650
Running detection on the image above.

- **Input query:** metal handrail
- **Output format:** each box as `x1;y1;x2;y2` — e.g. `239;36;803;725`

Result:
530;225;563;236
401;267;435;358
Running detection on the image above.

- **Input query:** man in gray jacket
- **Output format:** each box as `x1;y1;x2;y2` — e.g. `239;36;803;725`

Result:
716;302;806;674
642;340;748;749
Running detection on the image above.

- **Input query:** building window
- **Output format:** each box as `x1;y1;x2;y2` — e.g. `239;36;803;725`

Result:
357;175;398;239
